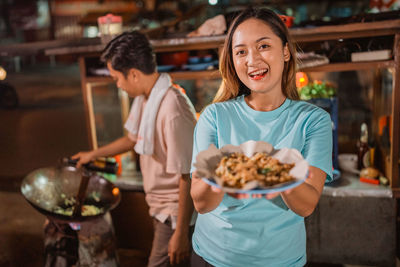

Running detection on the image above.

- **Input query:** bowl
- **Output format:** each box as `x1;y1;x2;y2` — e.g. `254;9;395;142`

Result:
338;153;359;174
160;52;189;66
188;56;201;64
202;55;213;62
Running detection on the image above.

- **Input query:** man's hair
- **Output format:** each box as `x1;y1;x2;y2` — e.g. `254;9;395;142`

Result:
101;31;156;76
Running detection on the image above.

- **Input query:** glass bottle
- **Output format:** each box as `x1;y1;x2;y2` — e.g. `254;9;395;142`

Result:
357;123;369;170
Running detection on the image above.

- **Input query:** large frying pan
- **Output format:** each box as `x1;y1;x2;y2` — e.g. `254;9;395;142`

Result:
21;166;121;222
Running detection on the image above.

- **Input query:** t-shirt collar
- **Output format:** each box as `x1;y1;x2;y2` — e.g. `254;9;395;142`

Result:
238;95;291;120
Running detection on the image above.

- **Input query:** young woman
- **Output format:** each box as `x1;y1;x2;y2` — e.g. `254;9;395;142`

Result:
190;8;333;267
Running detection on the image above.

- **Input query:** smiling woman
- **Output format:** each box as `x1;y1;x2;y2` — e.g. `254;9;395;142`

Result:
231;18;290;108
190;7;333;267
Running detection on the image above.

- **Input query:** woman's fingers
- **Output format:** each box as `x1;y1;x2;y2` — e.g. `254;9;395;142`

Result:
211;186;222;193
265;192;280;199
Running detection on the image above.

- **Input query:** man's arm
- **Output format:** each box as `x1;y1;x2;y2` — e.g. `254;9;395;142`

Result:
72;135;135;167
168;173;194;265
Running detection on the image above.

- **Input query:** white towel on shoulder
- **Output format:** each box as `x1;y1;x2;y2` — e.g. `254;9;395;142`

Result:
124;73;171;155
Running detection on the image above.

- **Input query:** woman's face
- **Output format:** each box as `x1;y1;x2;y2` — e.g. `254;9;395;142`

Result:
231;18;289;95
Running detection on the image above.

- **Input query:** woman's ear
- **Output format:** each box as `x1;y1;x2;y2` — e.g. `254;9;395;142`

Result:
283;43;290;62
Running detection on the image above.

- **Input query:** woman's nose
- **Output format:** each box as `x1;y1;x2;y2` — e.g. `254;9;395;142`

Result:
247;50;261;65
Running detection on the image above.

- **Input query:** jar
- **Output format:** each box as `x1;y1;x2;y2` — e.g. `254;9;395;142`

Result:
97;14;123;44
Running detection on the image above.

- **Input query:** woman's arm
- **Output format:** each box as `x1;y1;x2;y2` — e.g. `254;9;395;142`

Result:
280;165;326;217
190;171;224;214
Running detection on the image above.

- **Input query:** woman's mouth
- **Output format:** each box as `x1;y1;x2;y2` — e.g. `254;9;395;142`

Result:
248;69;268;80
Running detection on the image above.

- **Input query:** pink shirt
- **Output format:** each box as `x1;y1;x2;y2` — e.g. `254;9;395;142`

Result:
126;83;196;218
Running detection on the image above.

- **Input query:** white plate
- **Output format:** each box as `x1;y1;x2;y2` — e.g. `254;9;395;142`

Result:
194;140;309;194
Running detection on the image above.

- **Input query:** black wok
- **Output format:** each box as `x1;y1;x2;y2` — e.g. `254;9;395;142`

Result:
21;166;121;222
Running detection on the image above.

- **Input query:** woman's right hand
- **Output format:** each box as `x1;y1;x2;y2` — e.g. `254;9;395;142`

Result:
191;170;225;214
71;151;95;168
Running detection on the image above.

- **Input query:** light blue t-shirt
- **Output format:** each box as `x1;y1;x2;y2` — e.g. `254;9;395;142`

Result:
191;95;332;267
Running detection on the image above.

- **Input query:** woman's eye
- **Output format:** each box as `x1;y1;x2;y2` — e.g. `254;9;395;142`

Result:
259;44;270;49
235;50;246;56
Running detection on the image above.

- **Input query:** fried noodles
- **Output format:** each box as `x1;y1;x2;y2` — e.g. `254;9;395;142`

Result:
215;152;295;188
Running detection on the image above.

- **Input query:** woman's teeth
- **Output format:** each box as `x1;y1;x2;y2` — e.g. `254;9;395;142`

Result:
249;69;268;79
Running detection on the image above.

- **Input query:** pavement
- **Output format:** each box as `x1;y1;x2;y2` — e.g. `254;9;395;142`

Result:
0;63;87;267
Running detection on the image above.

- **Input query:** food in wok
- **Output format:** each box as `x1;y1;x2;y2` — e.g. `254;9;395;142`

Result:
21;166;121;222
215;152;295;188
53;193;103;216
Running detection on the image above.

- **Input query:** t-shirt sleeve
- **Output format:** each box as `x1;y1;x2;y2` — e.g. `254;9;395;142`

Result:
164;113;196;175
191;105;218;173
303;110;333;182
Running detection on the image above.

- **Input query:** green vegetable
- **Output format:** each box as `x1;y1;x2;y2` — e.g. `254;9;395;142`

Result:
258;168;271;174
298;81;336;100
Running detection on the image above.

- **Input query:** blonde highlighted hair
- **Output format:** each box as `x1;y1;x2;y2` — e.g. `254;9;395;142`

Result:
214;7;299;103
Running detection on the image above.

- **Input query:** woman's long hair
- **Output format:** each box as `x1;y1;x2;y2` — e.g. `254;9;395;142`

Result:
213;7;299;103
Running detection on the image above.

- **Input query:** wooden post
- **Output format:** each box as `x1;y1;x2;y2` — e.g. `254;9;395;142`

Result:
79;56;95;149
391;33;400;188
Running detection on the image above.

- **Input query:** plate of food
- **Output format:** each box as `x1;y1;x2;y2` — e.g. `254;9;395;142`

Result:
194;140;309;194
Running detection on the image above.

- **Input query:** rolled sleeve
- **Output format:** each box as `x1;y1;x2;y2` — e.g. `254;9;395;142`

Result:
164;115;195;174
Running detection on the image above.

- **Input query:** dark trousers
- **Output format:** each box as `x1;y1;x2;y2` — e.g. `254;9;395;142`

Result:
190;250;214;267
148;218;194;267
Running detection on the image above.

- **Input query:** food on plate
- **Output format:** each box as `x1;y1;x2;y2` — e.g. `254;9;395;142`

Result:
215;152;295;188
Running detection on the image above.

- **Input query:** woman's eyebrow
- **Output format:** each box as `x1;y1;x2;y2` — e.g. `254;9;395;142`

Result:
233;36;271;49
256;36;271;43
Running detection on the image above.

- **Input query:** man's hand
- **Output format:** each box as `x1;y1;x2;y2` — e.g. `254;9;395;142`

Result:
71;151;95;168
168;230;191;265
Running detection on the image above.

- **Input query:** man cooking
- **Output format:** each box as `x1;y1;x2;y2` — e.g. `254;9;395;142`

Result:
73;31;196;267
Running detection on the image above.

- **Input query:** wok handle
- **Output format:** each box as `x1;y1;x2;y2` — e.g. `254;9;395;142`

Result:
63;157;78;165
62;157;118;174
72;170;91;217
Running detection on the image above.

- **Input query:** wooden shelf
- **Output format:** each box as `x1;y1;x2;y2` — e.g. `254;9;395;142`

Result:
85;76;113;84
85;70;221;84
169;70;220;80
86;60;394;83
299;60;395;72
291;19;400;42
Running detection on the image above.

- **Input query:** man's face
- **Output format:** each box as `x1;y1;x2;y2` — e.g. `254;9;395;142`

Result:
107;62;142;97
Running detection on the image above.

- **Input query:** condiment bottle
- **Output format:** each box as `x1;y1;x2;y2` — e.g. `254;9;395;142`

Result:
97;14;123;44
357;123;369;170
